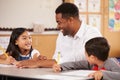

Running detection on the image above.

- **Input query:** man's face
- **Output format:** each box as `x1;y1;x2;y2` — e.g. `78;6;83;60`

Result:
56;13;72;36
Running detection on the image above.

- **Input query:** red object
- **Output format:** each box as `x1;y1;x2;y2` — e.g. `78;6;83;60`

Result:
115;12;120;20
92;65;106;70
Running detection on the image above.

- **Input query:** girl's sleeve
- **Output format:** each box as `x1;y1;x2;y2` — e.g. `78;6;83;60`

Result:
31;49;40;59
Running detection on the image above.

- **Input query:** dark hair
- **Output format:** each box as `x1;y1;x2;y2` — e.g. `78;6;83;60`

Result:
85;37;110;61
55;3;79;19
6;28;33;59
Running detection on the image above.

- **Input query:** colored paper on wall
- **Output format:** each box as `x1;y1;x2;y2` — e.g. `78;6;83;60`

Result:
109;0;120;31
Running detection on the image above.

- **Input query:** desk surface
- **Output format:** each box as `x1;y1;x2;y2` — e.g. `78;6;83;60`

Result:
0;64;93;80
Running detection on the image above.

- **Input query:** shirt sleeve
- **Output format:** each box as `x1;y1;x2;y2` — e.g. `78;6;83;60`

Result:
60;60;90;71
31;49;40;59
102;58;120;80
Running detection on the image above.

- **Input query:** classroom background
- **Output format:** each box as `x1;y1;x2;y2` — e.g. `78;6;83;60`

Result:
0;0;120;58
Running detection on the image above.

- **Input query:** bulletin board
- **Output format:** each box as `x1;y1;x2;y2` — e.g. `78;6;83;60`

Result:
109;0;120;31
74;0;103;32
64;0;104;34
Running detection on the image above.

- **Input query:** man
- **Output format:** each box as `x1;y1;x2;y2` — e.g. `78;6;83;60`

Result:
16;3;102;68
52;3;102;63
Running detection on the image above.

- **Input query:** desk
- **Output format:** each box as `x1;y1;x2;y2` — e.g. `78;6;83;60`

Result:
0;65;94;80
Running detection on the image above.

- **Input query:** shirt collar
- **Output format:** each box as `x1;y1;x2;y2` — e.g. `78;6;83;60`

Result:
74;21;85;39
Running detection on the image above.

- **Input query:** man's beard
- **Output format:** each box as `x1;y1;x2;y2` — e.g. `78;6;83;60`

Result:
62;29;72;37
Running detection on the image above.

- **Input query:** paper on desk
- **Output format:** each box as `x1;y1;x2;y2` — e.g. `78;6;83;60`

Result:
0;64;16;67
35;74;92;80
61;70;95;77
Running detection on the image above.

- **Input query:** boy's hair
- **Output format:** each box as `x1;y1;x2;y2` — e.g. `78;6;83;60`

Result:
85;37;110;61
55;3;79;19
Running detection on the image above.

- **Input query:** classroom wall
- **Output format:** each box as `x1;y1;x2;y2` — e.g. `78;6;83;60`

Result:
32;34;58;59
103;0;120;57
0;0;120;58
0;0;62;29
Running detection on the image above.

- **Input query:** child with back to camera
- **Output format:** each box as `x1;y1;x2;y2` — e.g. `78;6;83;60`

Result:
53;37;120;80
0;28;46;65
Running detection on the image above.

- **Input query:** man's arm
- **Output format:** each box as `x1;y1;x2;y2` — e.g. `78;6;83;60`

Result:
16;59;57;68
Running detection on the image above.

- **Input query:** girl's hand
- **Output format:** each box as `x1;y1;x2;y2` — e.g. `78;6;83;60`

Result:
5;56;16;64
52;64;61;72
88;71;103;80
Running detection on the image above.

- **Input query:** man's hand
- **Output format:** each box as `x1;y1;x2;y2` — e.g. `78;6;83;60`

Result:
16;59;39;68
38;55;47;60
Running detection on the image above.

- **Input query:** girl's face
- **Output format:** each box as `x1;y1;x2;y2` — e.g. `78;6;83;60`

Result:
15;31;32;51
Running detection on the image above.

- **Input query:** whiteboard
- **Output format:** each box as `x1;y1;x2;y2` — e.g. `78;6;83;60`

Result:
0;0;62;29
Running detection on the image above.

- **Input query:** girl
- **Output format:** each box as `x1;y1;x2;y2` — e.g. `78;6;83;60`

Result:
0;28;44;64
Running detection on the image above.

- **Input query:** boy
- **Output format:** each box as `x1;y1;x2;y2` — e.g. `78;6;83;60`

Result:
53;37;120;80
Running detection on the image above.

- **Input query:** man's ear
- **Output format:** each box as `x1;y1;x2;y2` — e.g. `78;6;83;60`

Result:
68;17;74;23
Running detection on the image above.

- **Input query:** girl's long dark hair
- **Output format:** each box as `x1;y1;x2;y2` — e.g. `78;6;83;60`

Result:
6;28;33;59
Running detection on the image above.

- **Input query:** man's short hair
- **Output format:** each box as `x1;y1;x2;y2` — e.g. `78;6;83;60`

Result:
55;3;79;19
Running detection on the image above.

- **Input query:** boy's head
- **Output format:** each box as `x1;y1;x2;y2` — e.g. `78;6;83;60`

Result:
85;37;110;62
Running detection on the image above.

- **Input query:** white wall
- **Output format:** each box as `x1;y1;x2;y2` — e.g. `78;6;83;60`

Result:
0;0;62;29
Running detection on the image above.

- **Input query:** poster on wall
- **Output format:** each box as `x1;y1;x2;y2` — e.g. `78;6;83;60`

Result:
74;0;87;12
79;14;87;24
88;14;101;31
0;37;10;55
88;0;101;12
109;0;120;31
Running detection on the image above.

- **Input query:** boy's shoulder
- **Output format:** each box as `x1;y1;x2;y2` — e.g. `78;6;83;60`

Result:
105;58;120;67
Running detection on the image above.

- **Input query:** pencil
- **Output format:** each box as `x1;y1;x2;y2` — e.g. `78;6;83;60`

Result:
4;53;8;58
57;52;60;64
